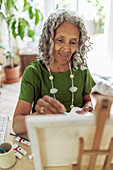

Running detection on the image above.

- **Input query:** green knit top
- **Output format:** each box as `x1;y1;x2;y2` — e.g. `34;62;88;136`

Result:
19;60;96;112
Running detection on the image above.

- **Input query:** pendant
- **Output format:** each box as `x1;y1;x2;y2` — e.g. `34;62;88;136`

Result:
70;104;74;109
49;75;54;80
69;86;78;92
70;74;74;79
50;88;58;94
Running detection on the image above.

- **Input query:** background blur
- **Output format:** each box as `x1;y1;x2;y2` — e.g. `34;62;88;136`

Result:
0;0;113;76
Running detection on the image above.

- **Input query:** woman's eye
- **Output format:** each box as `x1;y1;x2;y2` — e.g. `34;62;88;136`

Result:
71;41;76;45
57;39;63;43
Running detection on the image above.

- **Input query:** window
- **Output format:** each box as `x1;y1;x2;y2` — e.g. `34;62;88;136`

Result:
55;0;78;11
54;0;106;34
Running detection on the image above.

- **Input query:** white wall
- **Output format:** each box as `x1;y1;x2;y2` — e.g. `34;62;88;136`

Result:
104;0;113;63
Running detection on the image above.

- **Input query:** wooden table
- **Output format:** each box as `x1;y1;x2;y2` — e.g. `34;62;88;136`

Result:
2;120;35;170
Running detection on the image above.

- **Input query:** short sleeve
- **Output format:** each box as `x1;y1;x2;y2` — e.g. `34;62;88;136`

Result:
83;69;96;96
19;67;35;103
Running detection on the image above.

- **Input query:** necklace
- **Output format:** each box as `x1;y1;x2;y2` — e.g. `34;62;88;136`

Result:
48;62;78;109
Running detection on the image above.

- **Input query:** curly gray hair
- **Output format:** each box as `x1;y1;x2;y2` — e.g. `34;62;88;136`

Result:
38;9;92;70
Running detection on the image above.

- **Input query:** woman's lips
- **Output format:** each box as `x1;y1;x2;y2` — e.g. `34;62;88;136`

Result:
59;53;70;57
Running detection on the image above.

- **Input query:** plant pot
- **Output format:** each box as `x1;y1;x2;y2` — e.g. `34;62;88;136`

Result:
4;64;20;80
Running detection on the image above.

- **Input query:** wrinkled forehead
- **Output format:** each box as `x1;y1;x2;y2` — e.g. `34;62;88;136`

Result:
53;21;80;40
55;21;80;35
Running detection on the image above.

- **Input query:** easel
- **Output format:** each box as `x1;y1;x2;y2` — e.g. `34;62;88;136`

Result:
75;96;113;170
43;96;113;170
26;95;113;170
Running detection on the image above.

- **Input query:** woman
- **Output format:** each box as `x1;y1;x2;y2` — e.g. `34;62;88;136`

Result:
13;9;96;134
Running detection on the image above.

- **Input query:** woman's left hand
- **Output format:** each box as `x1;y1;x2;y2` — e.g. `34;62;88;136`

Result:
76;94;93;114
76;102;93;114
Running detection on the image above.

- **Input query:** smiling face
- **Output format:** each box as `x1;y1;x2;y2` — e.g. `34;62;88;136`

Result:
53;22;80;66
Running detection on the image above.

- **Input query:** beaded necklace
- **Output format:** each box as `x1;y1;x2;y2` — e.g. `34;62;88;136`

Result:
47;62;78;109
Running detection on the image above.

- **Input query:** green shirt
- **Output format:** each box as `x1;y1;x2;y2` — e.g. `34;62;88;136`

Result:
19;60;96;112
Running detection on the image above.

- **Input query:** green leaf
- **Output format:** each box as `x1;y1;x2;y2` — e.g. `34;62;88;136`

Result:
28;29;34;41
11;19;17;38
24;0;27;7
5;0;13;15
7;14;15;22
24;2;30;11
87;0;91;3
0;12;6;21
56;4;59;9
0;0;3;9
6;14;15;27
99;6;104;12
35;9;39;25
40;12;43;21
0;0;2;4
12;0;18;11
29;6;34;19
7;0;13;10
18;18;28;40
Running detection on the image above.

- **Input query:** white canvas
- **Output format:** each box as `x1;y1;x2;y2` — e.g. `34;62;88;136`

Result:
26;114;113;170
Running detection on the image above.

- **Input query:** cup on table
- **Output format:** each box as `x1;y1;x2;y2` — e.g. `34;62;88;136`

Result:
0;141;16;169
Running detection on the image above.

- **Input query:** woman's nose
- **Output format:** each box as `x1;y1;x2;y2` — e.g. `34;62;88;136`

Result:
62;43;70;51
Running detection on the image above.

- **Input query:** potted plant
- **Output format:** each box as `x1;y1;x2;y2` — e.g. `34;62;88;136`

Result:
87;0;105;33
0;43;20;82
0;0;43;83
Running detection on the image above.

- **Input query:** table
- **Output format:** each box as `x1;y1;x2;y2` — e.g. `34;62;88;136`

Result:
2;120;35;170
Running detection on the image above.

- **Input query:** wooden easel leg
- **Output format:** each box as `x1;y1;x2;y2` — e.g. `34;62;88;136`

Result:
88;99;112;170
102;138;113;170
76;137;84;170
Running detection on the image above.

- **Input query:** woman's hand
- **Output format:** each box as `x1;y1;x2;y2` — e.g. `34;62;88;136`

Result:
76;101;93;114
76;94;93;114
35;95;66;115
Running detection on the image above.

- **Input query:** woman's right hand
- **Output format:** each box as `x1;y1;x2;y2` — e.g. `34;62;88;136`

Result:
35;95;66;115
